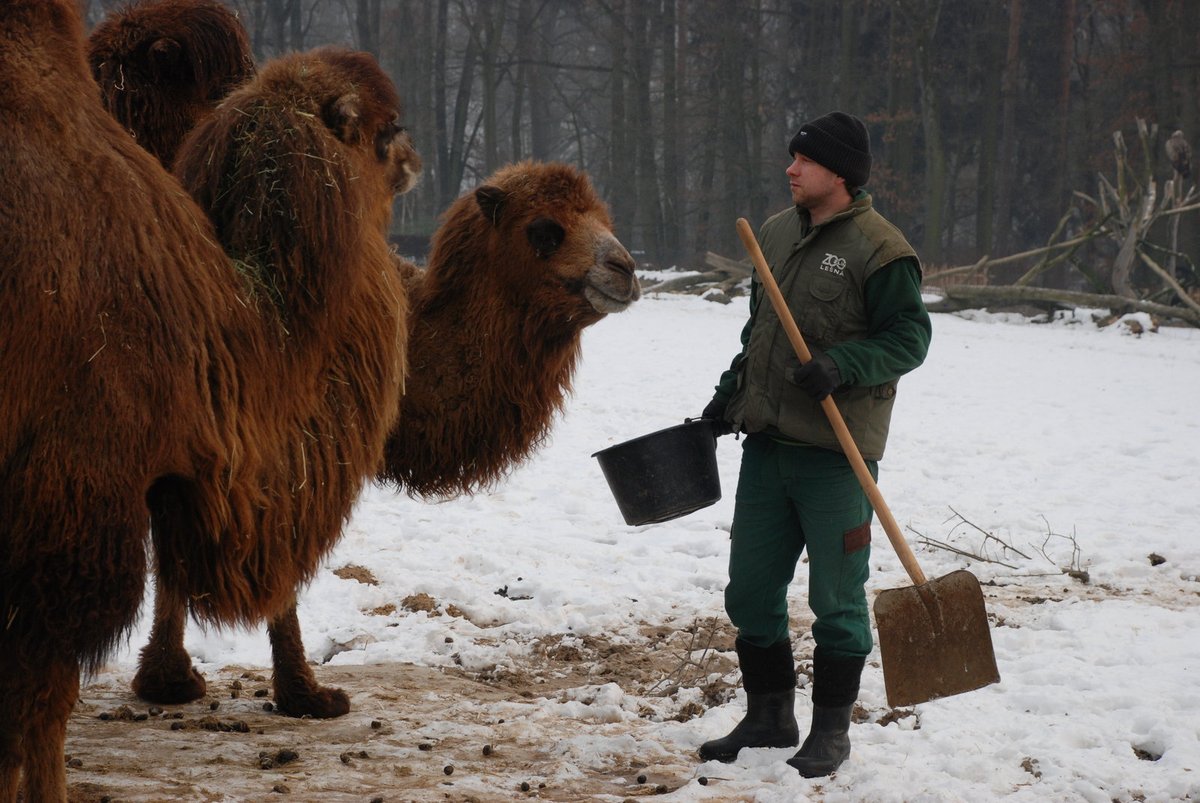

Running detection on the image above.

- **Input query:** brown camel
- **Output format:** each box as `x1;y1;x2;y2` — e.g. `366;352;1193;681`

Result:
84;0;637;719
0;2;412;799
381;160;641;497
131;47;421;718
84;6;634;502
87;0;254;170
122;164;639;715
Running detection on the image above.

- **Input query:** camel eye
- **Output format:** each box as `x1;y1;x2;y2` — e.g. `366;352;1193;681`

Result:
375;116;404;160
526;217;565;259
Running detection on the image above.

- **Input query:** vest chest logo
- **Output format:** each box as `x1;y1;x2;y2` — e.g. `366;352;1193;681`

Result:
820;252;847;276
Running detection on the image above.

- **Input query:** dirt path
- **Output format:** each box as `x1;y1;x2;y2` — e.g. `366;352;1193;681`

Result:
65;625;744;803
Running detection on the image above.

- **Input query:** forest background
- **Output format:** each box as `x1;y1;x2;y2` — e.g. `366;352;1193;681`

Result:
80;0;1200;298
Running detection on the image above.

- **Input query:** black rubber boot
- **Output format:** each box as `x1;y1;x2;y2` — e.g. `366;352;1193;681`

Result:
698;639;799;763
787;703;853;777
698;689;799;762
787;647;865;777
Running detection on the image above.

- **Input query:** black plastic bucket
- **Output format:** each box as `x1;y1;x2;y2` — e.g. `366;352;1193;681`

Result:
592;418;722;526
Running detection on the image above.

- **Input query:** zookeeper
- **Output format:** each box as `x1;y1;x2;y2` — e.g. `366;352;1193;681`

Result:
697;110;932;777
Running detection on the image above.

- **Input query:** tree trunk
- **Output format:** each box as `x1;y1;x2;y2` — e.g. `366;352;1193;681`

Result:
510;0;531;163
1052;0;1076;216
915;0;946;262
607;0;635;238
661;0;684;264
527;2;561;161
631;2;663;262
746;0;767;230
993;0;1023;260
355;0;380;57
266;0;286;56
882;7;919;235
477;0;505;176
715;7;750;258
837;0;858;111
694;65;720;258
288;0;303;51
382;0;437;224
974;2;1004;257
436;0;479;208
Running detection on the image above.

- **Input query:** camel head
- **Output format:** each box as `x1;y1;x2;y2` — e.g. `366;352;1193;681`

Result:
468;161;640;327
310;47;422;230
310;49;423;196
174;46;421;313
175;46;421;250
87;0;255;169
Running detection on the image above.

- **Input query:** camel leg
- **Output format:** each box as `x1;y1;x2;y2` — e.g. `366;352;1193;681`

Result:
131;584;206;704
0;707;19;803
268;603;349;718
7;658;78;803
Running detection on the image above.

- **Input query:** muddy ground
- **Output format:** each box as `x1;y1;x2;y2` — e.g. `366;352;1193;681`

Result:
65;620;749;803
61;578;1168;803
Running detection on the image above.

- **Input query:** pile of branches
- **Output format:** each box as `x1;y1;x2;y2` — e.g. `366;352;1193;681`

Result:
925;119;1200;328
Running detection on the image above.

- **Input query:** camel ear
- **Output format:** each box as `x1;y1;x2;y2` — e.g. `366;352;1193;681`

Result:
324;93;362;144
148;37;184;81
526;217;565;259
475;185;507;227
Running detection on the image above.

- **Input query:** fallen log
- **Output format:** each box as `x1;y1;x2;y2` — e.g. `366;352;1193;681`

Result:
923;283;1200;327
642;252;751;296
703;251;752;277
644;270;728;294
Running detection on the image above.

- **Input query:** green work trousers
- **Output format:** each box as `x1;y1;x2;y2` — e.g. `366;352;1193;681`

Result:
725;433;876;659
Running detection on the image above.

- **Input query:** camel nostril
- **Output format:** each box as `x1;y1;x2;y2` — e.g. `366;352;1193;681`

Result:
606;256;636;277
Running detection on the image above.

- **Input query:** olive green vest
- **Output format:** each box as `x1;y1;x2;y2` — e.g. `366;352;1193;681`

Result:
726;196;917;459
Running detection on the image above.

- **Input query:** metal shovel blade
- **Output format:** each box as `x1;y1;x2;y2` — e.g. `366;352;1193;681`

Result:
873;569;1000;708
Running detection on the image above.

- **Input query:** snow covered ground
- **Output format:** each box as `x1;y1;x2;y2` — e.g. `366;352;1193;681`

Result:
86;286;1200;801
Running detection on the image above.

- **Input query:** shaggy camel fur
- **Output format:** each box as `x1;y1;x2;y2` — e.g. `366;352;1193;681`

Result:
86;0;636;718
381;161;641;496
131;48;420;719
0;2;412;799
88;0;254;169
82;0;424;715
121;164;638;714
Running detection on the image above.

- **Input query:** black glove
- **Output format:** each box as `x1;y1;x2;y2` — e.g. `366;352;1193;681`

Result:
699;397;734;437
785;354;842;401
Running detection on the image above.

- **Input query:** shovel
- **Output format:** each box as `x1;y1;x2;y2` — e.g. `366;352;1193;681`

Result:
735;218;999;708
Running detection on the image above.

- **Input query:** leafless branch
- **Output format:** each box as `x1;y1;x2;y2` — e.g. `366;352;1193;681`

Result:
647;617;726;697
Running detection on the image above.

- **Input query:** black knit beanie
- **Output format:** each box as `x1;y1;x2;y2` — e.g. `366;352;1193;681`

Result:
788;111;871;188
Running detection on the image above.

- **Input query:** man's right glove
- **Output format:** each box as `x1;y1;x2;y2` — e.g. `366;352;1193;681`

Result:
785;354;842;401
700;397;734;437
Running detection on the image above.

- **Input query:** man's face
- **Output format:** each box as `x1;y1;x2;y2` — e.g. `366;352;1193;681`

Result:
786;153;843;209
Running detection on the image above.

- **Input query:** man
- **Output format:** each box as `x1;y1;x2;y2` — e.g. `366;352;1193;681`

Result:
698;111;931;777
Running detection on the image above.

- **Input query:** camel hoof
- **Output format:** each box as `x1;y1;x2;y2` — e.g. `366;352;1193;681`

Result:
132;663;207;705
273;686;350;719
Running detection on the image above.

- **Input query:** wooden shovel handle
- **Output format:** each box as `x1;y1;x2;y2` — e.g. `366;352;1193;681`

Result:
735;218;928;586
